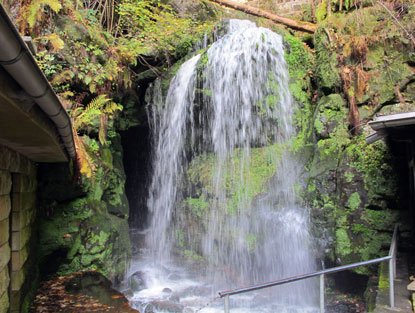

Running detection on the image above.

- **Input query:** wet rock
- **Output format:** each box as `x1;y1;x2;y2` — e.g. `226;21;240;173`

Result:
163;287;173;294
168;273;182;280
145;300;184;313
169;292;181;302
162;266;173;275
326;301;360;313
180;285;211;297
129;271;147;291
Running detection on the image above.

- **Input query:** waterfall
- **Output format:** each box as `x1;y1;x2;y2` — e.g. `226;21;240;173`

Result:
146;54;201;262
136;19;317;312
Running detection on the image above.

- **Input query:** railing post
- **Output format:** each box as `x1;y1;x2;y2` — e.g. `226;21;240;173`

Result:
320;274;324;313
393;250;397;278
224;295;230;313
389;258;395;308
393;241;397;278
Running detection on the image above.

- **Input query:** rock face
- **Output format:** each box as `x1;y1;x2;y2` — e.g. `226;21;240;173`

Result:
299;3;415;271
36;135;131;283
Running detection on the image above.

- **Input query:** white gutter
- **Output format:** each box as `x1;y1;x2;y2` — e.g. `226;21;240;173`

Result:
366;112;415;144
0;5;75;159
366;129;387;145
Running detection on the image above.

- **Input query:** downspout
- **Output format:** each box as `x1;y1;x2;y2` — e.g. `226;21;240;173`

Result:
0;5;76;159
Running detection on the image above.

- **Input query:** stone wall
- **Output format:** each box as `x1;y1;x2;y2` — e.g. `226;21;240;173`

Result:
0;144;37;313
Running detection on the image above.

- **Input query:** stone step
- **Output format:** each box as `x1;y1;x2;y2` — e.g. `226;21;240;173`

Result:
373;254;413;313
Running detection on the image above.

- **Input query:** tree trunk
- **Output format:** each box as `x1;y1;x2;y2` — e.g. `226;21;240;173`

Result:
327;0;332;16
206;0;318;33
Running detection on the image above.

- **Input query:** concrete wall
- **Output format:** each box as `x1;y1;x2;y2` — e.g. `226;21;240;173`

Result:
0;144;37;313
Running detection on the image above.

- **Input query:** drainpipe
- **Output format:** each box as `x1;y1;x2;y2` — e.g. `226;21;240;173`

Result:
0;5;76;159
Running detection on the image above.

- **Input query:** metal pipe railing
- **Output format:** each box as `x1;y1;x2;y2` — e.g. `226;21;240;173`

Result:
219;224;399;313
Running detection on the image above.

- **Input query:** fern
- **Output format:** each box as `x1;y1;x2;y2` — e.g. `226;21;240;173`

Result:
24;0;62;28
51;70;75;86
71;94;122;179
72;94;122;144
72;127;94;179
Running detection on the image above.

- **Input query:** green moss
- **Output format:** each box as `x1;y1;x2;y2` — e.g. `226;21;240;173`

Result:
246;234;257;253
283;35;316;158
344;171;354;183
67;235;82;259
347;192;361;211
175;230;185;248
378;261;389;291
307;180;316;193
101;148;113;169
184;249;203;262
346;138;397;208
187;144;283;214
313;27;341;90
314;118;324;135
336;228;352;257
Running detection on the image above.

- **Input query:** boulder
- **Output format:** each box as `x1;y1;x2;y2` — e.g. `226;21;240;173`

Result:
129;271;147;291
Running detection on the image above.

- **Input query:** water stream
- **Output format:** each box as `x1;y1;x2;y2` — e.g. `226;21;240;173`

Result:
126;19;318;313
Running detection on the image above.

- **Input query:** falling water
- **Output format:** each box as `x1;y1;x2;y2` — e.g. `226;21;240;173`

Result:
146;54;201;261
129;19;318;312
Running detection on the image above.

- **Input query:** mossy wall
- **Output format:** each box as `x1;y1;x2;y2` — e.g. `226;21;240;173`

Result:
298;3;415;272
37;135;131;283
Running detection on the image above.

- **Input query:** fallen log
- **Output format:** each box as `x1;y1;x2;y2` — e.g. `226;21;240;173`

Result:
207;0;318;33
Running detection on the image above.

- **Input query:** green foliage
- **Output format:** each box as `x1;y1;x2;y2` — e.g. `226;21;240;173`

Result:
74;95;121;126
20;0;62;31
70;96;122;178
115;0;214;58
315;1;327;22
185;196;209;218
36;50;63;78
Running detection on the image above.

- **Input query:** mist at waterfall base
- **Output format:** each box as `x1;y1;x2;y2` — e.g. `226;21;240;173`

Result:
125;20;318;313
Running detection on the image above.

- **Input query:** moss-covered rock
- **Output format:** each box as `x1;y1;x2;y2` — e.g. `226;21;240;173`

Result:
37;137;131;283
313;27;341;92
296;3;415;274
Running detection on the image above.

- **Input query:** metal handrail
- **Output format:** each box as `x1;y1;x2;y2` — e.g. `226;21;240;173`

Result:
218;224;399;313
